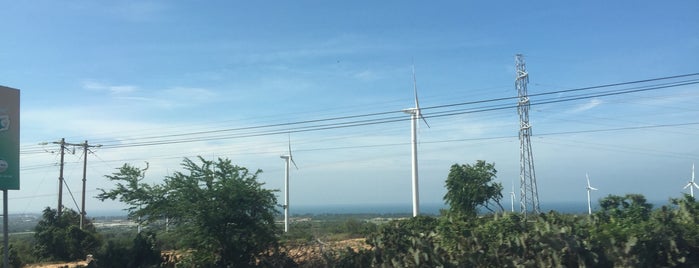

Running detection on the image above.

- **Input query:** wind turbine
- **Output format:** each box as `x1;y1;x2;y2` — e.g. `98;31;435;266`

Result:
510;181;516;212
280;135;298;232
684;163;698;198
403;65;429;217
586;173;598;215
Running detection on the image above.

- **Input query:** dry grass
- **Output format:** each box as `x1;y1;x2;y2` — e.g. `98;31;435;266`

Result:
283;238;370;264
24;260;88;268
23;239;370;267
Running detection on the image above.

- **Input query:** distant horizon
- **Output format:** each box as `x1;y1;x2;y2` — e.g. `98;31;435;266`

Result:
10;198;680;218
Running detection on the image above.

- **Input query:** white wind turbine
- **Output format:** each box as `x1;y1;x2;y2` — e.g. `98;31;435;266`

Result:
280;135;298;233
683;163;698;198
586;173;598;215
403;65;430;217
510;181;516;212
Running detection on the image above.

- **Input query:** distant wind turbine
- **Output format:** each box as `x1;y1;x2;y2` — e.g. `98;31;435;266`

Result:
280;135;298;232
510;181;516;212
403;65;430;217
684;163;698;198
586;173;598;215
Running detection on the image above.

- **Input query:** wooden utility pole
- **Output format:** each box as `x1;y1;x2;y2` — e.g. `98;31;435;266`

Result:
47;138;100;221
79;140;101;229
53;138;66;216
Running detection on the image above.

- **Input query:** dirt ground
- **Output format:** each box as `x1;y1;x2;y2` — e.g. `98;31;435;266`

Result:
23;238;370;267
24;261;88;268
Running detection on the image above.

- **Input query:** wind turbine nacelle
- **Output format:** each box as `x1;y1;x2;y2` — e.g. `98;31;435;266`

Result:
402;108;417;114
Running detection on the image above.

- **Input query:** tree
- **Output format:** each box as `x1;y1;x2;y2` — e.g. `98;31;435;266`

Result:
95;162;158;223
88;231;161;268
34;207;102;261
443;160;504;217
97;157;281;266
597;193;653;222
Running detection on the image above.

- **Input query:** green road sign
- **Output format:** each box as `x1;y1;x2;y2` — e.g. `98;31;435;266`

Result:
0;86;19;190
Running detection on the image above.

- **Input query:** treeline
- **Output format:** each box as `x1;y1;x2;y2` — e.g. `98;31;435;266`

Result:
318;194;699;267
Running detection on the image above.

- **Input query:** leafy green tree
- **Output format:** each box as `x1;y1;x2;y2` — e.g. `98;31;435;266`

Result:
34;207;102;261
96;162;158;223
443;160;504;217
97;157;281;267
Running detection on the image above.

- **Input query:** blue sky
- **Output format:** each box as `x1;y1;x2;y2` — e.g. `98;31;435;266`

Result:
1;1;698;215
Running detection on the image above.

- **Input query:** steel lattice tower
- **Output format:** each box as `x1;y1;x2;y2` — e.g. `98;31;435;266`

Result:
515;54;540;216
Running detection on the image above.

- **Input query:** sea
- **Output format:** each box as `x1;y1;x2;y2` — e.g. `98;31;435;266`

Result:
84;200;670;217
290;201;603;216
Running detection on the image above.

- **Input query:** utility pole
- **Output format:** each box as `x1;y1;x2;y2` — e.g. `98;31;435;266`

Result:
46;139;100;220
515;54;541;217
79;140;101;229
52;138;67;216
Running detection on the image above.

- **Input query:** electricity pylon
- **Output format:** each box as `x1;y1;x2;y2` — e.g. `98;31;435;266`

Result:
516;54;541;216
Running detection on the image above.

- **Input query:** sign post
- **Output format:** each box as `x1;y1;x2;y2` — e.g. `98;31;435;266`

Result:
0;86;20;268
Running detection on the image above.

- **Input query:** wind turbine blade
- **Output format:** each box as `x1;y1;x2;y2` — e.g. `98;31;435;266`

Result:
288;134;298;170
412;65;419;109
586;173;591;188
412;65;431;128
692;182;699;189
684;183;692;189
291;158;299;170
590;187;598;191
419;114;431;128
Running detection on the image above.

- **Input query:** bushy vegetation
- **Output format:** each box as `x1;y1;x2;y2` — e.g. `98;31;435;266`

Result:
6;159;699;267
314;160;699;267
33;207;102;262
87;231;161;268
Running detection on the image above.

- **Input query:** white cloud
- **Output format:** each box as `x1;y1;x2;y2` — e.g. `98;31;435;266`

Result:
570;98;602;113
83;81;138;95
353;70;379;81
82;80;221;109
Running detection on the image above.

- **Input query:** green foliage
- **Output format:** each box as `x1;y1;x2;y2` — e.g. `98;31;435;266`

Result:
363;216;446;267
97;163;161;223
33;207;102;262
323;247;374;268
0;244;25;268
97;157;280;267
443;160;504;217
322;191;699;267
283;215;379;243
88;231;161;268
587;194;699;267
3;234;37;266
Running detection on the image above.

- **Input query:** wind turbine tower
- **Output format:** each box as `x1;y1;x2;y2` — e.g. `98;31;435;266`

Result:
403;66;430;217
586;173;598;215
684;163;698;198
515;54;541;216
280;136;298;232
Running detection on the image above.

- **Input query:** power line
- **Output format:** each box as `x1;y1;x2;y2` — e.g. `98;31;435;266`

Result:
93;79;699;150
17;72;699;155
22;120;697;173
